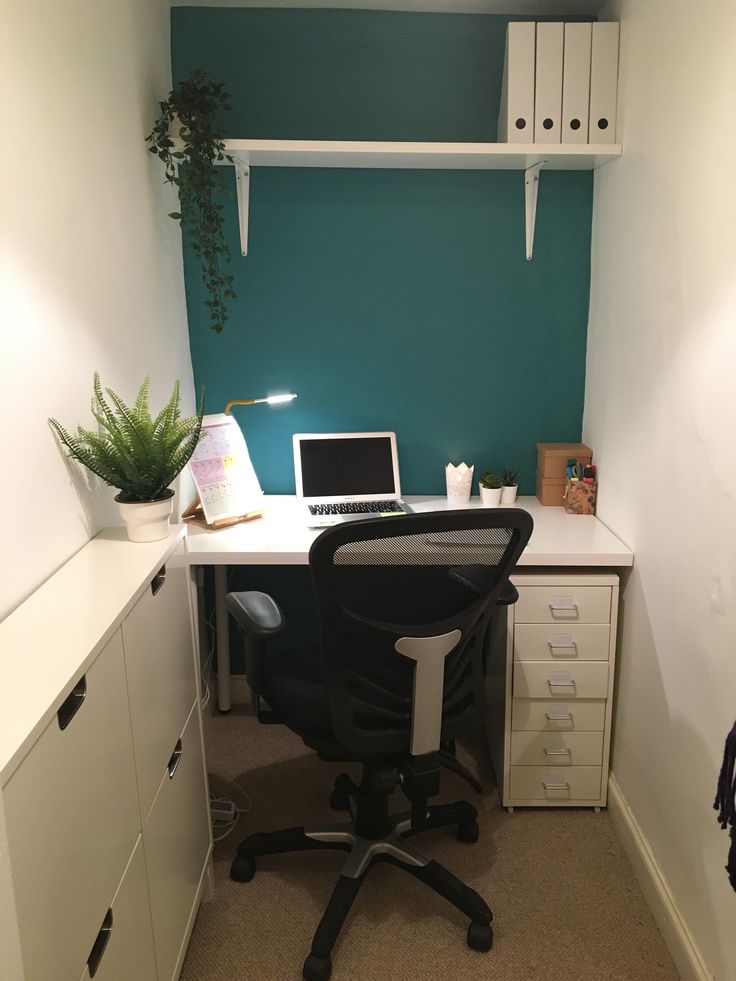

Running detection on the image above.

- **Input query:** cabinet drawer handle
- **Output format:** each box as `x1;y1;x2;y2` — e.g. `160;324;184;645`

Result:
151;564;167;596
549;603;579;618
547;679;576;690
87;908;113;977
543;781;570;792
57;675;86;731
544;748;571;757
545;711;574;722
167;738;183;778
547;640;577;656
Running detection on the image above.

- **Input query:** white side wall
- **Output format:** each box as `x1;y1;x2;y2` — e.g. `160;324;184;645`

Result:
586;1;736;977
0;0;195;620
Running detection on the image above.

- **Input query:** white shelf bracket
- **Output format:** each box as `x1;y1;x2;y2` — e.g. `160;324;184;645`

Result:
524;161;546;261
233;158;250;257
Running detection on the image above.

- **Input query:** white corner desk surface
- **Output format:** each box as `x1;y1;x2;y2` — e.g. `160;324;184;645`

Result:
186;496;633;715
185;495;633;567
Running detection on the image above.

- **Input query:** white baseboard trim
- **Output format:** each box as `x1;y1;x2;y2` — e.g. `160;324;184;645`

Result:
607;774;713;981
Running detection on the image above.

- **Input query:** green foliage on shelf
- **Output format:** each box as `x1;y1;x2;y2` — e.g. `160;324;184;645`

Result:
49;374;204;502
147;70;235;334
480;470;502;489
501;468;519;487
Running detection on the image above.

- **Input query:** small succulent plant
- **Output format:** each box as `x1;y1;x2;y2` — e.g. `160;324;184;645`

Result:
502;468;519;487
480;471;503;489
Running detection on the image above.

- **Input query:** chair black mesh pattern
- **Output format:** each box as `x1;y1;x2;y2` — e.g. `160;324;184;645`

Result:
226;508;533;981
309;513;528;759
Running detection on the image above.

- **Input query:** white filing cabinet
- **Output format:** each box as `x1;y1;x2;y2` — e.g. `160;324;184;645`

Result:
0;530;212;981
486;571;619;810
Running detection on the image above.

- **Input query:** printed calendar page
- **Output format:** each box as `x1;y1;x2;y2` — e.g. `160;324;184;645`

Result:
188;414;264;525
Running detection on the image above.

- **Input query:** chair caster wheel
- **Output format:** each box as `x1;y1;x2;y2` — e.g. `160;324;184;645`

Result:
329;789;350;811
467;921;493;951
330;773;353;811
457;819;479;843
230;855;256;882
303;953;332;981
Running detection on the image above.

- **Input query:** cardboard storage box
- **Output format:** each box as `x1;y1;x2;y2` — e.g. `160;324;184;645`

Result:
537;442;593;479
536;443;594;507
536;470;568;506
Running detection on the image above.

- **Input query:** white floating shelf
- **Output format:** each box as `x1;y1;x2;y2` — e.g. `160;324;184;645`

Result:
200;139;622;259
222;139;621;171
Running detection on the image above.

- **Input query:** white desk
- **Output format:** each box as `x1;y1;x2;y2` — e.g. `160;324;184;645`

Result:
186;496;633;711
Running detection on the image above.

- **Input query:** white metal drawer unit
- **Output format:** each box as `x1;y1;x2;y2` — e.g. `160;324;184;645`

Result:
486;571;619;810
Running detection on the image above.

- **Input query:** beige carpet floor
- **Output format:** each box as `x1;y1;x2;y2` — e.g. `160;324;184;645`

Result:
180;709;679;981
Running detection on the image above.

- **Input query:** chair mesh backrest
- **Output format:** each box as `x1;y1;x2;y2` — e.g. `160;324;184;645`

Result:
333;526;512;567
309;509;533;757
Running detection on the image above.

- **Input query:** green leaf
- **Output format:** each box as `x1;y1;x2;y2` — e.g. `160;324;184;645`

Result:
147;69;236;332
48;374;204;501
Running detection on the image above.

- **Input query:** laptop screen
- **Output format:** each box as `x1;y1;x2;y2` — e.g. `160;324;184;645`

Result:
296;434;397;498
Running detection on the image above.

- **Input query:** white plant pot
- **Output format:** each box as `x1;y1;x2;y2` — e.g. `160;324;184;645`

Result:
480;485;503;507
501;484;518;504
115;490;174;543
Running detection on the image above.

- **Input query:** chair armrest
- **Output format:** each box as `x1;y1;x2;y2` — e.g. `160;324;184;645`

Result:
226;591;285;638
496;581;519;606
225;591;284;725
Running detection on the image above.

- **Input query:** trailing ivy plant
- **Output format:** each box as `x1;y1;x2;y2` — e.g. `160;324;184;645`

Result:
147;70;236;333
49;374;204;502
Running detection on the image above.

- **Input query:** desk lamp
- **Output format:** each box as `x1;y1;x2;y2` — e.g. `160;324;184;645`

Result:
224;393;297;413
183;392;297;529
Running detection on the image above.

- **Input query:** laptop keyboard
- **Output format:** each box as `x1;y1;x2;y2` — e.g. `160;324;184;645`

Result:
308;501;404;515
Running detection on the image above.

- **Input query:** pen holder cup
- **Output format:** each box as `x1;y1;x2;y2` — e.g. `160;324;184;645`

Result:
563;479;597;515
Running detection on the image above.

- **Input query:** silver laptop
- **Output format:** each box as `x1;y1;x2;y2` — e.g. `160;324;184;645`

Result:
293;432;413;528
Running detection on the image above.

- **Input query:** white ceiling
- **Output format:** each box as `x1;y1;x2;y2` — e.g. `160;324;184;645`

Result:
169;1;606;14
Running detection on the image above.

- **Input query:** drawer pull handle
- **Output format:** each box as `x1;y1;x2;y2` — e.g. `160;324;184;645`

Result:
543;781;570;792
167;738;183;778
547;640;577;656
87;908;113;977
57;676;86;730
151;564;167;596
545;711;574;722
549;603;579;618
544;748;571;757
547;679;576;690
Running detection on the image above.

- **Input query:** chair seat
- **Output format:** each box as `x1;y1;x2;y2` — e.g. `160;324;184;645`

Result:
263;647;387;761
263;645;334;743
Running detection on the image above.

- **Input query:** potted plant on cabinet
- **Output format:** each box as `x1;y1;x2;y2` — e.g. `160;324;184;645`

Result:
501;468;519;504
479;471;503;507
147;70;235;334
49;374;203;542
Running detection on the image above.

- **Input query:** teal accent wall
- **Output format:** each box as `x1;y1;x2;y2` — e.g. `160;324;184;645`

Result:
172;8;593;496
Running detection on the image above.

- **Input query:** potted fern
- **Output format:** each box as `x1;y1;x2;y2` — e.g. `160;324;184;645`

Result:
49;374;203;542
479;471;503;507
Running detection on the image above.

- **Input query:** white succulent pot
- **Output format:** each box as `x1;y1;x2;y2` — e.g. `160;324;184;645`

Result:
115;489;174;543
480;485;503;507
501;484;518;505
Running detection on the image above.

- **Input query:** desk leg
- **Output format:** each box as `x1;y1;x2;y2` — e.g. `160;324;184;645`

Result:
214;566;231;713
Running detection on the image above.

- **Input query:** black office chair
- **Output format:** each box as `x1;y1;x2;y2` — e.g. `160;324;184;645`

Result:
225;508;533;981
